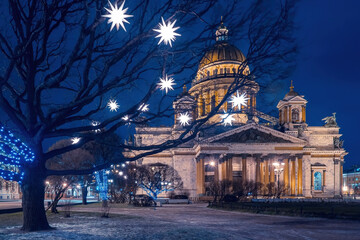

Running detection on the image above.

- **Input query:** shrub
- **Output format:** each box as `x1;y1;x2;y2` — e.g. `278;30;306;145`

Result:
223;194;238;203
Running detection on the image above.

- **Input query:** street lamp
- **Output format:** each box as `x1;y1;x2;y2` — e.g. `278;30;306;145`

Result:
273;162;285;191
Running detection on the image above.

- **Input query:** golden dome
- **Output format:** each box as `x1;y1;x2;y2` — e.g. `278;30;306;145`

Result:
199;42;246;69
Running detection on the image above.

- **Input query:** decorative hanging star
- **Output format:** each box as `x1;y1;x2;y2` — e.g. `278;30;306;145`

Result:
107;99;120;112
91;121;101;133
138;103;149;112
158;75;176;94
229;91;249;110
71;137;81;145
220;111;235;126
153;17;181;47
177;112;192;126
102;0;133;32
122;115;129;121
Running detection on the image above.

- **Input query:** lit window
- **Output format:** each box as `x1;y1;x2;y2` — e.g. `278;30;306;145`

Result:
314;172;322;191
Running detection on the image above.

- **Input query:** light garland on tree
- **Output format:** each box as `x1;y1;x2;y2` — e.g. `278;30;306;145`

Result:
0;126;35;183
158;75;176;94
177;112;192;126
95;169;109;200
229;91;249;110
102;0;133;32
153;17;181;47
220;111;235;126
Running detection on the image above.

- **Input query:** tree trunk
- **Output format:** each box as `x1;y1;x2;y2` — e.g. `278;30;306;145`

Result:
21;170;51;231
82;186;88;205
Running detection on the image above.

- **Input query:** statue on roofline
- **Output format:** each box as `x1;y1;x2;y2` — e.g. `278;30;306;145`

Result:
322;112;338;128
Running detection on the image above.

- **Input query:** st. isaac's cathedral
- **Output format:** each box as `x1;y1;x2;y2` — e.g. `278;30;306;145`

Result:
132;22;347;199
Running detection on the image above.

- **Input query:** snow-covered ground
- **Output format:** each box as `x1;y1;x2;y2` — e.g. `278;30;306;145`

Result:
1;204;360;239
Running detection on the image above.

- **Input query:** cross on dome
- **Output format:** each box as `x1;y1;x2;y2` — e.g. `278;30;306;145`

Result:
216;16;228;42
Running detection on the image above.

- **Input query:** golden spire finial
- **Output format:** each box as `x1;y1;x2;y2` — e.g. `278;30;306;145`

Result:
183;84;187;93
290;80;294;91
221;16;223;24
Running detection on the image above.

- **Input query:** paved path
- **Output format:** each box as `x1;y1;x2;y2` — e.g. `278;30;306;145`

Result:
71;203;360;240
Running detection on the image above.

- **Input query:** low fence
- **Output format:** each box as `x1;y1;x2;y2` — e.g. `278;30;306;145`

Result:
208;201;360;220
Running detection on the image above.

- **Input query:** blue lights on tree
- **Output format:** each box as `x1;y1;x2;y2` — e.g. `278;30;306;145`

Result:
0;126;35;183
95;169;109;200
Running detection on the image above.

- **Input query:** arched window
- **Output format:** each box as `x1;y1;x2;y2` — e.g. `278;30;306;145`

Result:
292;109;299;122
314;172;322;191
211;95;216;111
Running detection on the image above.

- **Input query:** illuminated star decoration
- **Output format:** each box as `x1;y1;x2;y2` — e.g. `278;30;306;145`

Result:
229;91;249;110
153;17;181;47
102;0;133;32
138;103;149;112
91;121;101;133
220;111;235;126
122;115;131;125
158;75;176;94
177;112;192;126
71;137;81;145
107;99;120;112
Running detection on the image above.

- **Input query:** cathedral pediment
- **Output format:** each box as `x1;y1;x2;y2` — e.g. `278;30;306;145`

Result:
207;123;306;144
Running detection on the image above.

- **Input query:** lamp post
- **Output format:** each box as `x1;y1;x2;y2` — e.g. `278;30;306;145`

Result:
273;162;285;198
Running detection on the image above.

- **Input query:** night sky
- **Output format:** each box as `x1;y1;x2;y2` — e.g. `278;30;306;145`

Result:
0;1;358;169
291;0;360;169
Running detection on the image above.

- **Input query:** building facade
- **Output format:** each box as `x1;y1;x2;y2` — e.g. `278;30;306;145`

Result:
0;179;21;200
343;167;360;195
133;23;347;199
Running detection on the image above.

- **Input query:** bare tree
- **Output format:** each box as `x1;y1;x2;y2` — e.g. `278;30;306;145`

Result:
45;139;95;213
134;163;183;202
0;0;297;231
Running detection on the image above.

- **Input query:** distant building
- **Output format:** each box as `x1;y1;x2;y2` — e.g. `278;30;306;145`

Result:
132;22;348;199
343;167;360;194
0;179;21;200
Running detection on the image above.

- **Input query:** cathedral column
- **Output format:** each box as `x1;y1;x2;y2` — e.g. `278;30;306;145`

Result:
196;157;205;195
340;162;344;194
205;91;210;114
227;157;233;182
270;158;275;184
255;155;261;185
284;158;289;194
197;95;203;117
214;160;219;182
242;155;247;184
323;170;326;191
215;90;219;107
311;169;314;191
302;106;306;122
264;160;269;187
334;159;341;197
210;88;215;112
260;161;264;186
297;156;303;195
284;107;288;123
288;105;292;123
290;158;296;195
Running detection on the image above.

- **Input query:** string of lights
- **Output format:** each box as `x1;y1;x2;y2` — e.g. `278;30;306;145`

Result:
0;126;35;183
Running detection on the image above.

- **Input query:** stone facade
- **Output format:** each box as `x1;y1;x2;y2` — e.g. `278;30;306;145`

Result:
133;23;347;199
0;179;21;200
